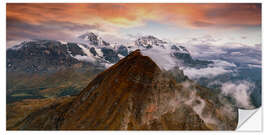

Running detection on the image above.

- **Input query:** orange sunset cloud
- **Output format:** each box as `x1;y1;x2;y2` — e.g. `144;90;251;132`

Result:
7;3;261;28
6;3;261;47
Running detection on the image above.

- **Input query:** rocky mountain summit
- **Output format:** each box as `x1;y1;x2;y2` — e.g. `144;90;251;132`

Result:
9;50;238;130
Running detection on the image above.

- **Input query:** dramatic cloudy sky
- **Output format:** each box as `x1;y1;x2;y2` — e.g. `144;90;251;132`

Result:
6;3;261;47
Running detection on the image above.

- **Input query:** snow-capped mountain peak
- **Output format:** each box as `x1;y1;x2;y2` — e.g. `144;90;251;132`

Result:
78;32;110;46
135;35;167;48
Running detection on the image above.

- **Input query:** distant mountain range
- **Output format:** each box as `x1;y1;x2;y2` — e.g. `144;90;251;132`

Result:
7;32;212;73
6;32;261;110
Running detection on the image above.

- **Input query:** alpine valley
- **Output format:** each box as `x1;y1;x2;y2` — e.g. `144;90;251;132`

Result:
6;32;261;130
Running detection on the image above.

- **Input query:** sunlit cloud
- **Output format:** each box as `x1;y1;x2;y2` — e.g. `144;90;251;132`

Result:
6;3;261;47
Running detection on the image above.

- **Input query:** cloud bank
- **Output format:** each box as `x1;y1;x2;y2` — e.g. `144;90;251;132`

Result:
221;81;255;109
182;59;236;79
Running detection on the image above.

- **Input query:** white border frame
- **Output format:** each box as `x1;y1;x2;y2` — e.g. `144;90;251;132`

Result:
1;0;268;135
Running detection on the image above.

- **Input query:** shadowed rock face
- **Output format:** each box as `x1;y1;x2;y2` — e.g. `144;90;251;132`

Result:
10;49;238;130
6;40;99;73
101;47;120;63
